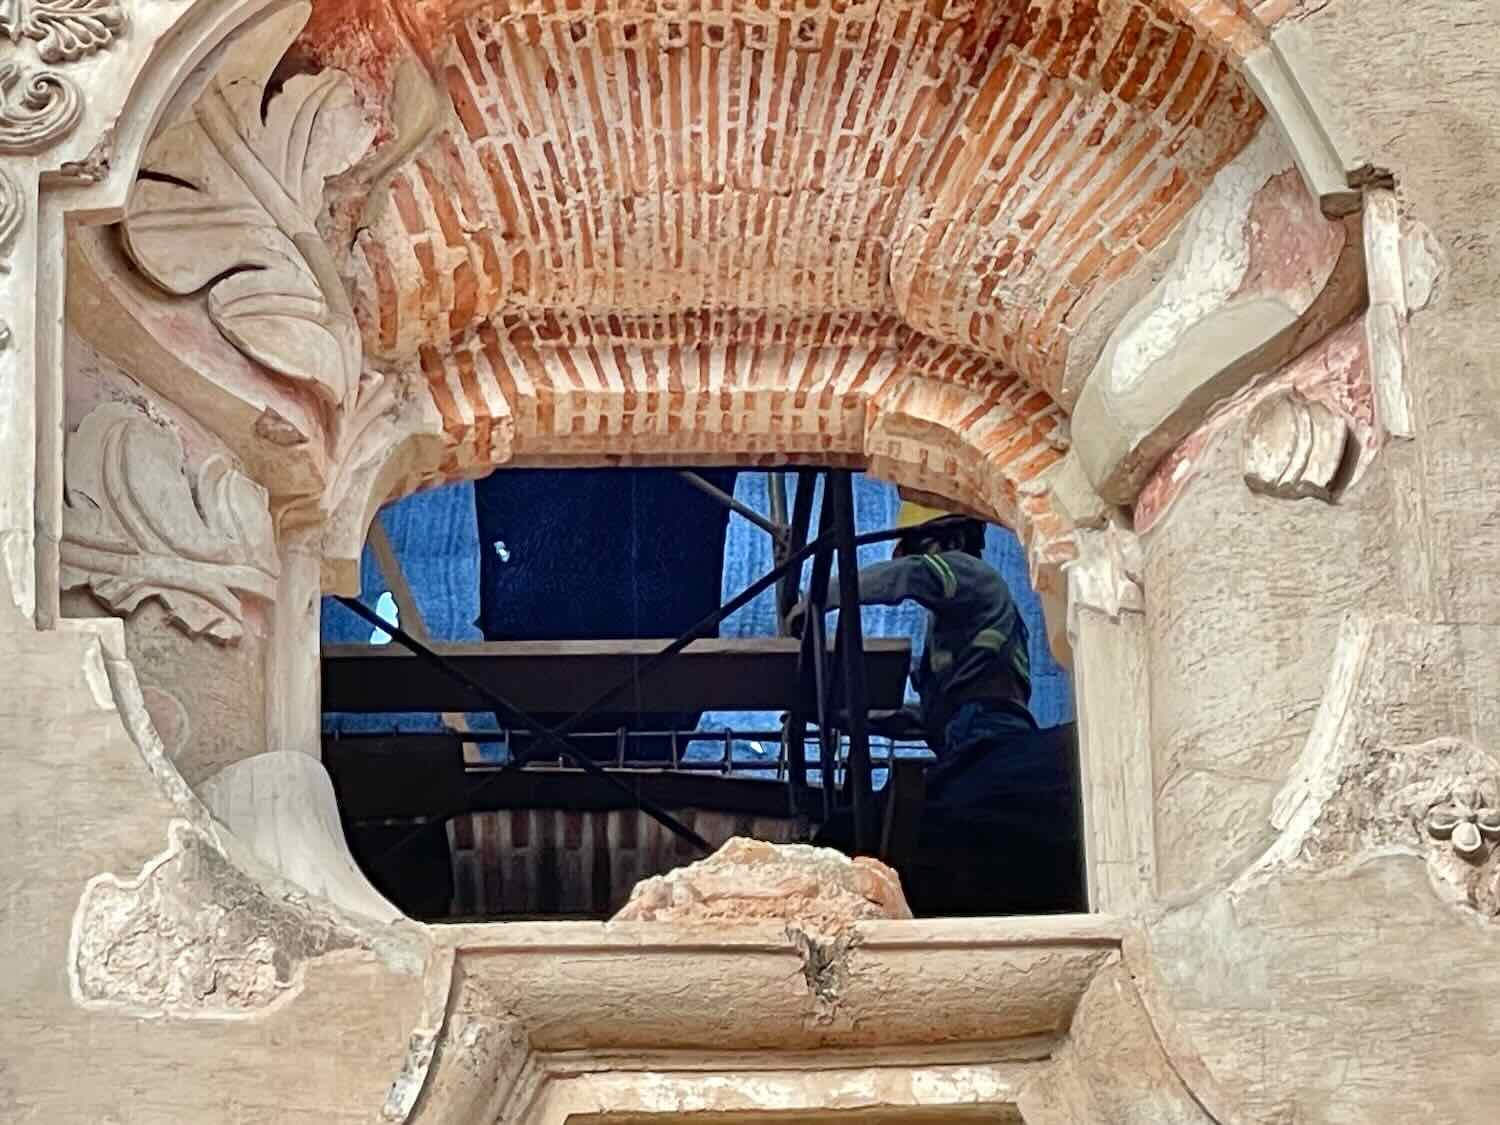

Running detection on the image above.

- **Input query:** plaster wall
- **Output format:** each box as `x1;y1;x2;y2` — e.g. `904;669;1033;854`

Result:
1287;0;1500;627
2;0;1500;1121
0;619;425;1122
1129;1;1500;1118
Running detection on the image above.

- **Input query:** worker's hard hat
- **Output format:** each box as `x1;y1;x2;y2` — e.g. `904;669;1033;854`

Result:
892;500;982;557
894;500;956;531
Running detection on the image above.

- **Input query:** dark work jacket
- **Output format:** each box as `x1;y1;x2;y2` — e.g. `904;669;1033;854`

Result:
825;550;1031;748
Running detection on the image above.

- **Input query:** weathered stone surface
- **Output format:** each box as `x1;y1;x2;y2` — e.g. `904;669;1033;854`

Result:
71;819;364;1016
0;619;425;1122
1242;387;1349;501
8;0;1500;1119
613;837;911;929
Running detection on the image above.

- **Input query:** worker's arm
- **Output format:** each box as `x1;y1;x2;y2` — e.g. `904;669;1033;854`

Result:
823;555;958;611
786;555;955;634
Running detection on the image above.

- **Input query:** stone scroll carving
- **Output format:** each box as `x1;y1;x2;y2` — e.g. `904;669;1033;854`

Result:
60;404;279;643
1243;388;1350;501
0;59;82;151
122;3;374;415
0;0;127;63
0;165;19;265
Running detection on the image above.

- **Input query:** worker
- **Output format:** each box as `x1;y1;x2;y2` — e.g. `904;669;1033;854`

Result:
788;502;1036;774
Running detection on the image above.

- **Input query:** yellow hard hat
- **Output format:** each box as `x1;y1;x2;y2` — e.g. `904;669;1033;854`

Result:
894;500;955;531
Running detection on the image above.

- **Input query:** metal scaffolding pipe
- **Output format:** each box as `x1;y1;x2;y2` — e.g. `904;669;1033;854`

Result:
678;470;786;543
335;594;714;854
831;469;876;853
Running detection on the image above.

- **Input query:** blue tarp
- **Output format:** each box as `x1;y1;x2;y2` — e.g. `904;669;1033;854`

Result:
474;468;738;643
321;472;1074;749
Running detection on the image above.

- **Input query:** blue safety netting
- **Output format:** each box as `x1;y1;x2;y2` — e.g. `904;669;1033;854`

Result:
321;471;1073;753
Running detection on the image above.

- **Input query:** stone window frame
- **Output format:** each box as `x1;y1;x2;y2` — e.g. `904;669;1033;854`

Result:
0;0;1406;1118
375;917;1236;1123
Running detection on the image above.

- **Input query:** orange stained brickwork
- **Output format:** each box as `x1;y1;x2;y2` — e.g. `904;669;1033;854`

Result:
287;0;1272;552
392;309;1066;529
340;0;1263;392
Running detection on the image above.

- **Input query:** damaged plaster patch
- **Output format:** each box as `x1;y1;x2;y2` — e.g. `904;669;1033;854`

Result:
1104;127;1289;395
1239;618;1500;918
786;926;855;1024
1402;221;1443;314
612;837;911;926
379;949;455;1122
69;820;364;1018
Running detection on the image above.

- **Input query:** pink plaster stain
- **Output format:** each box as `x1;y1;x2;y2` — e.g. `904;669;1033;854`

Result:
1135;318;1374;533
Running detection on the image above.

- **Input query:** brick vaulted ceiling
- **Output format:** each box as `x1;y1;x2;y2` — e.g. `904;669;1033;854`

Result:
286;0;1265;511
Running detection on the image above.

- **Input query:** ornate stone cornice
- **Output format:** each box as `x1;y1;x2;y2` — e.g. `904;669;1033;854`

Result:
0;0;127;63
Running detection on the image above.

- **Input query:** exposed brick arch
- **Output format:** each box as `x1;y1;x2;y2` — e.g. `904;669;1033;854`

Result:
378;309;1067;537
99;0;1300;613
327;0;1264;402
295;0;1277;598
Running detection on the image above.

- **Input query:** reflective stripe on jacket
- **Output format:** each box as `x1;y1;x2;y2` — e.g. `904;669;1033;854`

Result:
825;550;1030;740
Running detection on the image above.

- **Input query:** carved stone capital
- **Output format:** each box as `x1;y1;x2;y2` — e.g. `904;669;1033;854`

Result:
1064;523;1144;645
117;2;387;521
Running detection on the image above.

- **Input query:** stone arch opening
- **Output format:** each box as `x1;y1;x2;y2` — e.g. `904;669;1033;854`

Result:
48;0;1379;934
319;465;1082;921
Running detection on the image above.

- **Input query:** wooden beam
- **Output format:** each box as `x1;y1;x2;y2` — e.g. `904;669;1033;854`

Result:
321;637;912;715
367;518;481;759
324;734;798;820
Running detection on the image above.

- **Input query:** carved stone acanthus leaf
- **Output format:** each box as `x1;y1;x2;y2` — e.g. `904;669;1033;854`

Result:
0;59;82;152
122;3;374;412
60;404;280;643
0;0;127;63
1243;388;1350;501
0;165;20;268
